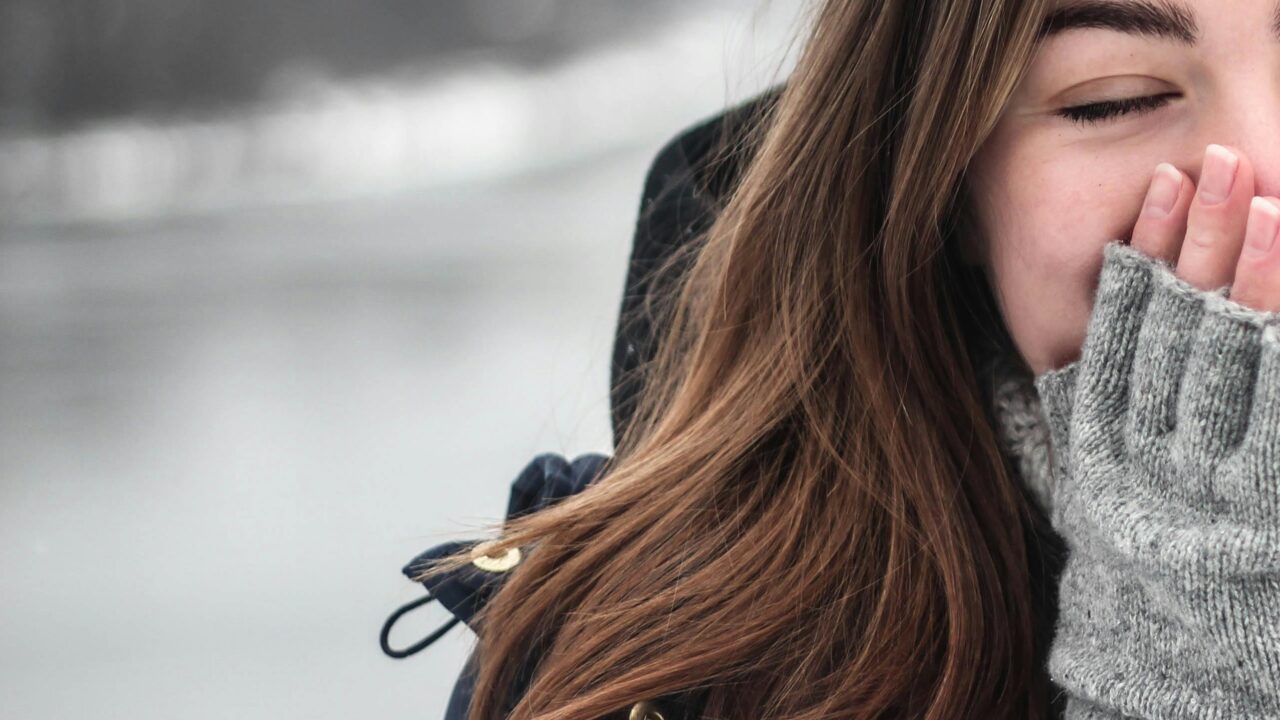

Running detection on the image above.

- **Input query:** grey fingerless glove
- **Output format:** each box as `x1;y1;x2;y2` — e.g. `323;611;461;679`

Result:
1033;241;1280;719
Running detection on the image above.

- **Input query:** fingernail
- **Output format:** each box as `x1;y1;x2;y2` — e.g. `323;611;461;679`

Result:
1246;196;1280;254
1143;163;1182;217
1198;144;1238;205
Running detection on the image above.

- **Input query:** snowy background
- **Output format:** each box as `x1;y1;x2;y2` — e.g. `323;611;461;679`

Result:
0;1;805;717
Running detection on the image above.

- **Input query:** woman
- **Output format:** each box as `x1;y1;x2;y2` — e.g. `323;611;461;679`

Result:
416;0;1280;717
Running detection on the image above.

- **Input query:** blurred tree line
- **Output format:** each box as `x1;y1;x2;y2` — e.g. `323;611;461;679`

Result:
0;0;681;131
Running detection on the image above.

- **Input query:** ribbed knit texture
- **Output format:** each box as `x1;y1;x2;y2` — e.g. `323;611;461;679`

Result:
985;241;1280;719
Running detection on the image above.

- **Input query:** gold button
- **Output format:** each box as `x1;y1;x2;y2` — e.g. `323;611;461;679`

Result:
628;701;666;720
469;540;521;572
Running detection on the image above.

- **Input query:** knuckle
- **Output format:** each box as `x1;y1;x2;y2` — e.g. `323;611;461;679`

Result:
1184;229;1223;250
1237;247;1272;272
1234;257;1279;311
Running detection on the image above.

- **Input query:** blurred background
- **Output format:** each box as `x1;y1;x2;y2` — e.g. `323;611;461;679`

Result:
0;1;805;717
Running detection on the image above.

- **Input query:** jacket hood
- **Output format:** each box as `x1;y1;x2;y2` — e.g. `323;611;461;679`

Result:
608;86;783;446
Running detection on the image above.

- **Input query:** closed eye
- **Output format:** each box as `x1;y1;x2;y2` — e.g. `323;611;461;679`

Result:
1056;92;1180;125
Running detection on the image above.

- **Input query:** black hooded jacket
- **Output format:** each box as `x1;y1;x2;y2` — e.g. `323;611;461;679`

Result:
379;87;780;719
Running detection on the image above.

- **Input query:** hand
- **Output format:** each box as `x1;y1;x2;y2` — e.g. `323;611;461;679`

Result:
1033;187;1280;718
1130;143;1280;312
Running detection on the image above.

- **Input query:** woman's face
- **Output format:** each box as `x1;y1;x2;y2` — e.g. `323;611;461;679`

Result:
966;0;1280;375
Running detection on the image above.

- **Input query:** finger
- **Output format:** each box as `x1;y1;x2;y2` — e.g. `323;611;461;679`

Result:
1228;196;1280;312
1130;162;1192;264
1178;144;1254;292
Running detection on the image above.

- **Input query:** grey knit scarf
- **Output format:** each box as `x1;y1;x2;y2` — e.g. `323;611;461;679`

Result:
976;341;1058;519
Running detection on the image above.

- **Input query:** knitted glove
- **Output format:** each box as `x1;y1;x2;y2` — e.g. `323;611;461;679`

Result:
1032;241;1280;719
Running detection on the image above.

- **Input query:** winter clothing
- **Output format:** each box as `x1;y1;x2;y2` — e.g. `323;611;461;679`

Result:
381;87;781;720
995;241;1280;718
381;85;1280;719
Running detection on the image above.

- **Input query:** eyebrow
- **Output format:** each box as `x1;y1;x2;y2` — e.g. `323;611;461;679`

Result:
1039;0;1280;45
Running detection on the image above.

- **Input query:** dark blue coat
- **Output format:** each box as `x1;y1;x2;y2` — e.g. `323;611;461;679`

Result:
380;87;784;720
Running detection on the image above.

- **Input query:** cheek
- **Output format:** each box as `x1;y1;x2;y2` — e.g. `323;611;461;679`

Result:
974;154;1150;373
990;243;1094;374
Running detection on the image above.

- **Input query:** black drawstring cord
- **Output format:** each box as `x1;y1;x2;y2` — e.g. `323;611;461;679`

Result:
380;592;462;659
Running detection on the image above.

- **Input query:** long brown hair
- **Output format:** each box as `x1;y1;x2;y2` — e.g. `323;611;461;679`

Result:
421;0;1058;717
